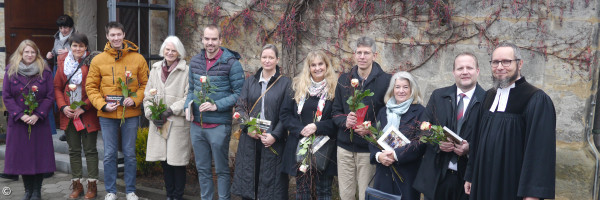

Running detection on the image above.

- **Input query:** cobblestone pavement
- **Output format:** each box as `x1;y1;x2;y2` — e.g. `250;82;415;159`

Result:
0;159;151;200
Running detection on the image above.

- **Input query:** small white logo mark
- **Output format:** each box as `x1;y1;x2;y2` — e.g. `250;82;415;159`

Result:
2;186;11;195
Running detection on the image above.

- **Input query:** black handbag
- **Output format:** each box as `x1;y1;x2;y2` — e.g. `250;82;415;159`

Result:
365;168;402;200
295;135;335;171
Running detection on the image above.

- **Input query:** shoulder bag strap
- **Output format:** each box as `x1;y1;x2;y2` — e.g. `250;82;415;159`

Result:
248;75;283;114
63;61;84;89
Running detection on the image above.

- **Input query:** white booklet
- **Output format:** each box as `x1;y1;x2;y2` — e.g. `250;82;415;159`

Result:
377;126;411;151
185;101;193;121
442;126;464;144
299;135;330;153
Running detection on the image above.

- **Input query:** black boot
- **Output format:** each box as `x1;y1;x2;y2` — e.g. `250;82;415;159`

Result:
0;173;19;181
59;133;67;141
29;174;42;200
21;175;32;200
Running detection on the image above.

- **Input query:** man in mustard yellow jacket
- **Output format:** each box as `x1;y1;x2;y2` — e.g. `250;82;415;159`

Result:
86;21;148;200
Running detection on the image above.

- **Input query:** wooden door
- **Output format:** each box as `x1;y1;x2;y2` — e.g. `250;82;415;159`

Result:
5;0;64;63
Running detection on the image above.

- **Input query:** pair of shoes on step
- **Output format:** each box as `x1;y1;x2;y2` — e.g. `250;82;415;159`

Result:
68;179;97;199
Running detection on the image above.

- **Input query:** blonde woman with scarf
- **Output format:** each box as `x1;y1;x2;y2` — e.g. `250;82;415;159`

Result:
280;50;338;199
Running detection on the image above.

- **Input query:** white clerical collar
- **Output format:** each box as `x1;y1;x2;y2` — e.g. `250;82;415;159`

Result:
489;83;516;112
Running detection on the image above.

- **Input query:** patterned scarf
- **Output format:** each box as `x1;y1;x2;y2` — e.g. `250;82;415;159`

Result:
382;97;413;133
161;58;179;83
297;78;328;121
64;50;86;84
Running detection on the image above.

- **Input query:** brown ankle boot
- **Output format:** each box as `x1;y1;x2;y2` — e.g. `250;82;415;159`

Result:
69;179;83;199
84;180;97;199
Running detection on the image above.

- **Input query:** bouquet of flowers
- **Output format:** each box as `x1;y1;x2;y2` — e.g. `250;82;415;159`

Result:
193;76;217;124
147;88;168;127
233;112;278;155
346;78;374;141
361;120;404;182
418;121;447;145
22;85;39;139
117;70;137;125
66;84;86;109
296;111;322;173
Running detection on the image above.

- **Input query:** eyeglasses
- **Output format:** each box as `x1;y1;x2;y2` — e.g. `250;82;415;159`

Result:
355;51;372;56
490;59;519;67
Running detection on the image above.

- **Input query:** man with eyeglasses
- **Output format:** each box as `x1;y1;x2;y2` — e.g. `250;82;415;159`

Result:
332;36;391;200
413;52;485;200
464;42;556;200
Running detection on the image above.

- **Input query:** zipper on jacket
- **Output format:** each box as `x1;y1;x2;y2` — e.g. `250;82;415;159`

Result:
112;67;115;84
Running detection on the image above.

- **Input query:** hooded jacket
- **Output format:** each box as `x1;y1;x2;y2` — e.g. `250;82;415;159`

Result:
86;40;149;119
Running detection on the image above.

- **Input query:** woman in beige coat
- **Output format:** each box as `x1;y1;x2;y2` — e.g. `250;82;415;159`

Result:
143;36;190;200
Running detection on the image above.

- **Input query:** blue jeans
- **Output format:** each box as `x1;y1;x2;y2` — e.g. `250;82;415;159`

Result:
190;123;231;200
99;117;139;194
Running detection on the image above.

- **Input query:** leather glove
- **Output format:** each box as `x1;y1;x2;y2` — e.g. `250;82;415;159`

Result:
161;108;174;119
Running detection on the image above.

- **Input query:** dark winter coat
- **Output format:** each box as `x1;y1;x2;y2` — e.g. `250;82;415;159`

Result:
280;87;337;176
413;84;485;200
332;62;391;152
231;67;291;199
369;104;425;200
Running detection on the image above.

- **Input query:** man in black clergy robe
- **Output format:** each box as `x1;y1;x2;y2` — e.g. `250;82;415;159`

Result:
413;53;485;200
464;42;556;200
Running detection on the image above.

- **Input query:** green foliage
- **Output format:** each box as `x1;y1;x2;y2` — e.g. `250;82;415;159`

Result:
136;127;161;176
346;89;374;111
363;121;383;145
149;98;167;120
419;124;447;145
117;77;137;98
22;89;38;137
69;101;87;110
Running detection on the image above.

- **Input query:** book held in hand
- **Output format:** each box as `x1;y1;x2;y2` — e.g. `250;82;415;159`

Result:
442;126;464;144
377;126;411;151
157;119;173;139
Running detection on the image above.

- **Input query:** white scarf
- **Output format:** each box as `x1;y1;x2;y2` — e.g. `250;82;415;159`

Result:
64;50;86;85
59;29;73;42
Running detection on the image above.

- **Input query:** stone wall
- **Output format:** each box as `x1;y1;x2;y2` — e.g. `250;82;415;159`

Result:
174;0;599;199
64;0;98;51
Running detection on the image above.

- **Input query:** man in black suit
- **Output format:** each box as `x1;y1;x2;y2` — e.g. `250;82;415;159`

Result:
413;52;485;200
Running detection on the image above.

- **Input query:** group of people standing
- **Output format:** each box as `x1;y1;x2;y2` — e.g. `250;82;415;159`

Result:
1;14;556;200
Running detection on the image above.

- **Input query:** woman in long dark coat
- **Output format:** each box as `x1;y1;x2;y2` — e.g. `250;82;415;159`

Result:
368;71;425;200
280;50;337;199
231;44;291;199
3;39;56;200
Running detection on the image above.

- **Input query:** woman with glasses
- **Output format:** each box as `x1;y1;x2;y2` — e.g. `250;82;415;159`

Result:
3;39;56;200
